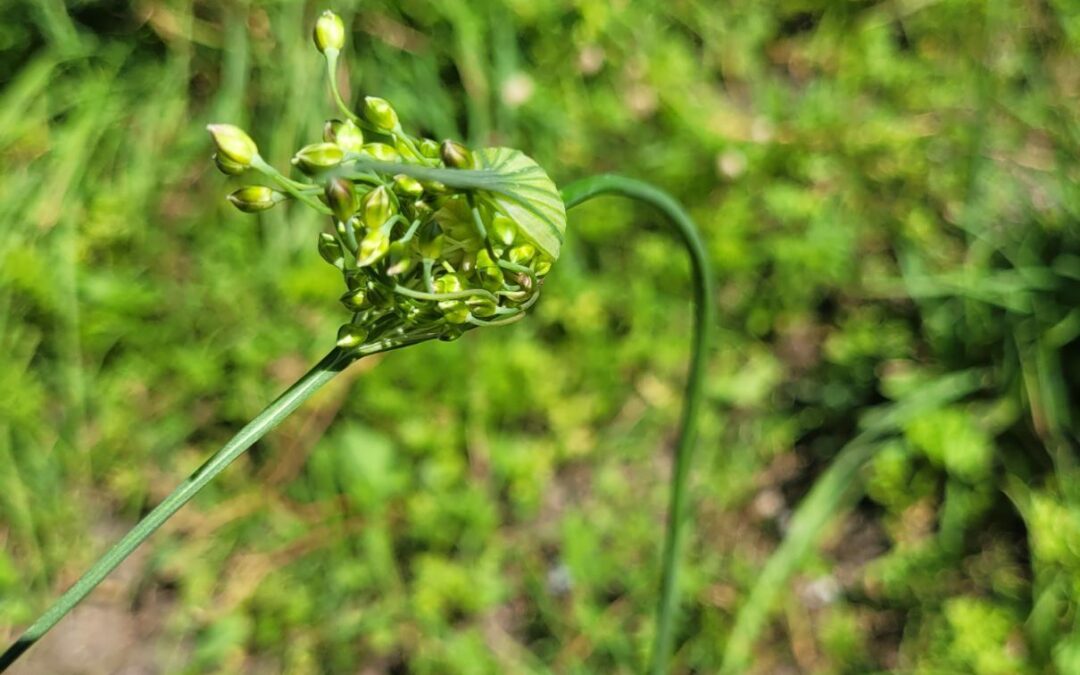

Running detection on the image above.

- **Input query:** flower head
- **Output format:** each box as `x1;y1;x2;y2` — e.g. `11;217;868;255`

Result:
210;10;566;352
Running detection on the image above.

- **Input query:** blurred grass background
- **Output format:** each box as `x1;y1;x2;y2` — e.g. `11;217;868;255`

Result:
1;0;1079;672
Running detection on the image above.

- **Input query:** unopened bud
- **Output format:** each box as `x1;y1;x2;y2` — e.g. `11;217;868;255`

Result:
292;142;344;174
313;10;346;54
324;118;365;153
475;249;503;291
339;287;369;310
325;177;358;222
336;323;369;348
442;303;469;324
359;143;400;162
393;174;424;197
207;124;258;168
440;140;472;169
386;241;416;276
419;138;441;159
356;228;390;267
213;152;246;176
509;243;536;265
318;232;345;268
361;186;392;229
466;296;497;318
435;274;469;324
417;220;444;259
411;200;434;220
227;186;285;213
434;273;464;294
363;96;399;131
534;253;554;277
490;213;516;247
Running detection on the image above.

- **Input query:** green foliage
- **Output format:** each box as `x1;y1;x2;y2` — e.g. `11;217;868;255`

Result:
1;0;1078;672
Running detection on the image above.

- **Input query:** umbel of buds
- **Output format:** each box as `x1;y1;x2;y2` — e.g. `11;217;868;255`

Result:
207;9;566;351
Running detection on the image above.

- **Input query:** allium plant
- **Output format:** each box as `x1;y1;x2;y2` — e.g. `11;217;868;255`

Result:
2;11;712;674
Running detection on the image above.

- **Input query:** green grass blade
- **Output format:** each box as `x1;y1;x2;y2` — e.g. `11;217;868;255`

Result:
719;369;987;673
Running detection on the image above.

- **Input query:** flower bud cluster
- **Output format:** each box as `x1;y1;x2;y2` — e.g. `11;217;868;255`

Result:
207;11;560;350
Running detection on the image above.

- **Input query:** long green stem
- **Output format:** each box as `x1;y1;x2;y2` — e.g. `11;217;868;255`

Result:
324;49;361;126
0;346;364;671
561;175;713;675
251;156;333;216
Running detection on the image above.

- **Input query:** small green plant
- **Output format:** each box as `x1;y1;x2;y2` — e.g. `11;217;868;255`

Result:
0;10;711;674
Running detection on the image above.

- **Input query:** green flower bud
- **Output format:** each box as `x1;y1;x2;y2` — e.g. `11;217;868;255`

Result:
213;152;246;176
434;273;463;294
292;142;344;174
419;138;440;159
474;249;503;291
490;213;516;247
390;138;410;161
534;253;554;277
411;200;435;221
417;220;444;259
324;118;365;153
386;241;416;276
466;296;497;318
314;10;346;54
393;174;424;197
357;228;390;267
339;287;368;311
361;186;392;229
363;96;399;131
206;124;258;168
440;140;472;169
318;232;345;268
509;243;536;265
442;302;470;324
325;177;358;222
227;186;285;213
336;323;369;348
434;274;470;324
359;143;400;162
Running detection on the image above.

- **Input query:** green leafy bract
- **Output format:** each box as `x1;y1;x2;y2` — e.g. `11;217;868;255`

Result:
474;147;566;260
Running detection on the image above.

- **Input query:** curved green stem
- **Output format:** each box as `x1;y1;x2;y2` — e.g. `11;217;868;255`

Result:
251;156;333;216
324;49;361;125
561;175;713;675
0;341;398;671
393;284;498;304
